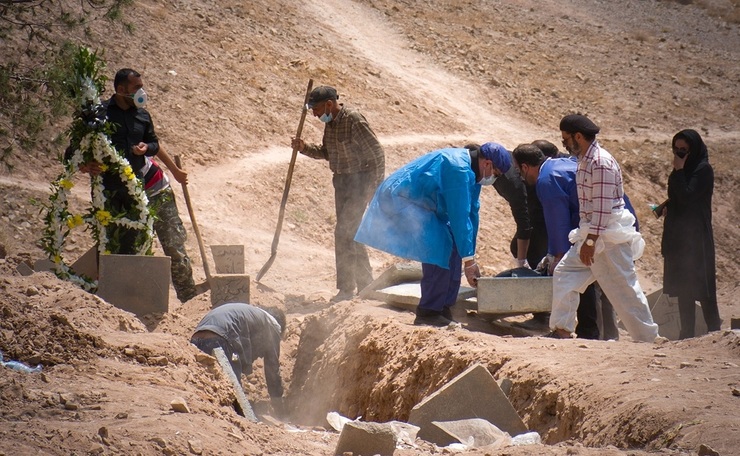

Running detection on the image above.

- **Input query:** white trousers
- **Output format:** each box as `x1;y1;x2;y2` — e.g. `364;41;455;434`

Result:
551;239;659;342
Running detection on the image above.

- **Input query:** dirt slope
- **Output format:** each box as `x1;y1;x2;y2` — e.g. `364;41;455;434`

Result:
1;0;739;455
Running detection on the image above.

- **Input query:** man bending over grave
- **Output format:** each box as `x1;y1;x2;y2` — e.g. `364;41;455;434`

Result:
191;303;286;398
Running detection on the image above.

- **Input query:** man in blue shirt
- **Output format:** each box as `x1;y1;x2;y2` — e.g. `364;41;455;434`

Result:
513;143;599;339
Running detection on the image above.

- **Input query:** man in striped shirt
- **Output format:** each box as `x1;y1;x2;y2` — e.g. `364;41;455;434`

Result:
548;114;659;342
292;86;385;303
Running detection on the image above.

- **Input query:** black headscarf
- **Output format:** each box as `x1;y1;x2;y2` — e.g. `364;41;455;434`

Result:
672;129;708;175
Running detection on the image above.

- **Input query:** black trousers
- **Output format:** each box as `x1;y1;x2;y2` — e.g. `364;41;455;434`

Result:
333;172;375;292
678;295;721;339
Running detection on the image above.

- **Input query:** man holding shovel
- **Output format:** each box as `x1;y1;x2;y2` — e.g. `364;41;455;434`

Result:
140;147;200;303
291;86;385;303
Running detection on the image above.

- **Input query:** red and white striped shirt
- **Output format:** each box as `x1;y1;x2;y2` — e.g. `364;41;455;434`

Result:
576;141;625;235
140;156;170;197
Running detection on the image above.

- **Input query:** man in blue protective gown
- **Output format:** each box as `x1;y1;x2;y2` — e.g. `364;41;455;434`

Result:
355;143;505;327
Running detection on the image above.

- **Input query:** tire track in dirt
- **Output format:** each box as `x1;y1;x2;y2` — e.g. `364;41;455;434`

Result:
190;0;546;289
302;0;544;145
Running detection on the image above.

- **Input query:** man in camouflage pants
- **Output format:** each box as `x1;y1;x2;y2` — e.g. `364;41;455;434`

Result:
142;148;198;302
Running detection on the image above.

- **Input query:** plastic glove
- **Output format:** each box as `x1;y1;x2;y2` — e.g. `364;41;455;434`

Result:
464;262;481;287
536;255;553;275
514;258;531;269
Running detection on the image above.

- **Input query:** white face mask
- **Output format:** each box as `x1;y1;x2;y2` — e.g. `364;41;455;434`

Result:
131;88;148;108
478;175;497;186
319;105;333;123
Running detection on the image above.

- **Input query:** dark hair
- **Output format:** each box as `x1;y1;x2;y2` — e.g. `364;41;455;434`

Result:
531;140;560;158
113;68;141;91
263;306;287;336
579;132;596;142
512;143;546;167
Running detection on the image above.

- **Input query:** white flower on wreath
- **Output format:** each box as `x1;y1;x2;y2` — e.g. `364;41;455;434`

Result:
80;77;100;106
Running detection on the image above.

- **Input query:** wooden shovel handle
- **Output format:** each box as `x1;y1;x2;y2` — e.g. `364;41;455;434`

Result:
174;155;212;281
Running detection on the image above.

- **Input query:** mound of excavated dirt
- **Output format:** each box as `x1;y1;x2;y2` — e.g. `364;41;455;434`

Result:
1;0;739;455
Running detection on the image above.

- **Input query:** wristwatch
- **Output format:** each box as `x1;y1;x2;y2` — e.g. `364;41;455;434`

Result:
585;238;595;247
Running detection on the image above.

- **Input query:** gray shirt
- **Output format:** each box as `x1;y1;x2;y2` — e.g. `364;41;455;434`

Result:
193;303;283;397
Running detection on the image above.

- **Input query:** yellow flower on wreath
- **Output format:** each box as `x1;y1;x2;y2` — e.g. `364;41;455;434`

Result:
66;214;84;229
59;179;74;190
95;210;112;226
123;165;135;180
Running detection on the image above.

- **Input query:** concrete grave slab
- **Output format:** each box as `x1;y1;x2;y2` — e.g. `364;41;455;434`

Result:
71;245;99;280
477;276;552;317
34;258;57;273
359;263;423;298
359;263;475;311
210;274;250;308
16;261;34;276
212;347;257;422
33;248;97;279
648;289;707;340
334;421;396;456
432;418;509;448
210;245;245;274
408;363;527;446
96;254;170;317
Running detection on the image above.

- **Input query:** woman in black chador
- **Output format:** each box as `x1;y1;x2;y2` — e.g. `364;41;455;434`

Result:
659;129;721;338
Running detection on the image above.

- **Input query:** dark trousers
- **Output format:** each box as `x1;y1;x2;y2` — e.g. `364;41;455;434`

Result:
334;172;375;292
678;295;721;339
576;283;599;339
594;283;620;340
419;242;462;312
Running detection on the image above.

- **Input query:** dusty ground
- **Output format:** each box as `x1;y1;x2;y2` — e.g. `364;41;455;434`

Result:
1;0;739;455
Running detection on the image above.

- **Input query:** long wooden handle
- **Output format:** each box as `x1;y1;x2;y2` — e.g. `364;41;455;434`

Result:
256;78;313;281
174;155;212;281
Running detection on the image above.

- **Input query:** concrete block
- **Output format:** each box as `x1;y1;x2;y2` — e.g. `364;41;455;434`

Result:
649;290;707;340
359;263;475;310
70;245;99;280
212;347;257;422
499;378;513;398
96;254;170;317
210;245;245;274
16;262;34;276
432;418;509;447
34;258;57;273
477;276;552;316
408;363;527;446
358;263;423;300
334;421;396;456
388;421;419;446
377;282;476;309
210;274;250;308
